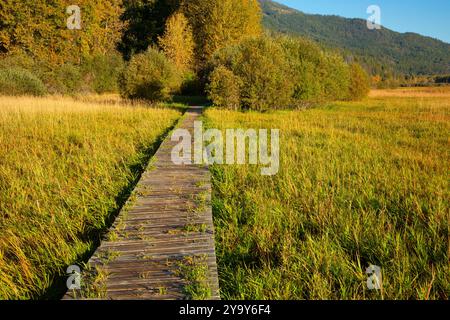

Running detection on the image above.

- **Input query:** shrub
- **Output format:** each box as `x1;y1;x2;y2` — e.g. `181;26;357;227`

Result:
207;36;369;110
209;37;293;111
206;66;242;110
120;48;182;101
83;53;125;94
0;52;35;71
278;37;326;103
55;63;83;94
0;68;46;96
348;63;370;100
18;62;83;95
321;53;351;100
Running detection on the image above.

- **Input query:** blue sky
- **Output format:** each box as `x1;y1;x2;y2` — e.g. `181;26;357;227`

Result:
276;0;450;43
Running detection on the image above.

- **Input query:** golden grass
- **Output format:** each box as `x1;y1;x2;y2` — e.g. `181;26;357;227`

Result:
369;86;450;98
0;96;181;299
205;90;449;300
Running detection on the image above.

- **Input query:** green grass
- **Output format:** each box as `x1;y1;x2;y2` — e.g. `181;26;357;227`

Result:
0;96;181;299
175;255;212;300
205;89;449;300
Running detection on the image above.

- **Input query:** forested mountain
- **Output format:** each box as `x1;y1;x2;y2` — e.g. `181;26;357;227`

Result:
260;0;450;76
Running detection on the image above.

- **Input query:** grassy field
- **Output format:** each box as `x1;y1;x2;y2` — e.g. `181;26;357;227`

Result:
0;96;181;299
205;87;449;300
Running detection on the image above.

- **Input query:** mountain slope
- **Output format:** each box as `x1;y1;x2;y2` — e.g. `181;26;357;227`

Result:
260;0;450;76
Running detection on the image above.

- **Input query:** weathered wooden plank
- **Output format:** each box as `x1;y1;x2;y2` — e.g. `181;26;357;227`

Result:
63;107;220;300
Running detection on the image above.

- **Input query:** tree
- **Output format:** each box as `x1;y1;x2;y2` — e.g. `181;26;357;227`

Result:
206;65;242;110
119;0;182;60
278;36;326;103
119;47;182;101
0;0;123;64
321;52;351;101
181;0;262;63
207;35;369;110
348;63;370;100
158;12;195;73
209;37;293;111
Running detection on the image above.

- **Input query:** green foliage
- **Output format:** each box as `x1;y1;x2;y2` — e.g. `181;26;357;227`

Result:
348;63;370;100
279;37;323;102
82;53;125;94
54;64;83;94
181;0;262;64
207;36;368;109
321;53;351;101
180;72;203;96
209;37;293;111
278;36;354;103
206;66;242;110
120;48;182;101
0;51;125;95
158;12;195;73
260;0;450;77
119;0;181;60
0;68;46;96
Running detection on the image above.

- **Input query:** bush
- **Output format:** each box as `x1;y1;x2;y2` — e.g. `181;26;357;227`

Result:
321;53;351;100
209;37;293;111
55;63;83;94
120;48;182;101
0;68;46;96
0;51;125;95
280;37;353;102
206;66;242;110
207;36;370;110
348;63;370;100
83;53;125;94
279;37;326;103
0;52;35;71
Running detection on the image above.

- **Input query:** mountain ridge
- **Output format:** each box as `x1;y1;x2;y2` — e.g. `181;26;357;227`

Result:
260;0;450;76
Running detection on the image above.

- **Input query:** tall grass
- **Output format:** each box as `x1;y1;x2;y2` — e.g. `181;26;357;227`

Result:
0;96;181;299
205;88;449;300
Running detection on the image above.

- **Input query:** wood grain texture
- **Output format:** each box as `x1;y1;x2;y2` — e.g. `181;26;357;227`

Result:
64;107;220;300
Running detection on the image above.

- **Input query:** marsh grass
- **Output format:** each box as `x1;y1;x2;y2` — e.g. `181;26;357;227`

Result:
205;87;449;300
175;255;212;300
0;96;181;299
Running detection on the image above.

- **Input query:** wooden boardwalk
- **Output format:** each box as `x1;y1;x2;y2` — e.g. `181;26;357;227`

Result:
64;107;220;300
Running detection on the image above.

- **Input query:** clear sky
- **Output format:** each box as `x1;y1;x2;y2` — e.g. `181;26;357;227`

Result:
276;0;450;44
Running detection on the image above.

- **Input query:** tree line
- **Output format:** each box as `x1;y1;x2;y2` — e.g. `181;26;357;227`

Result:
0;0;370;107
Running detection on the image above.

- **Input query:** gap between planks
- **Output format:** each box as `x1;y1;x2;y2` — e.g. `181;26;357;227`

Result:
64;107;220;300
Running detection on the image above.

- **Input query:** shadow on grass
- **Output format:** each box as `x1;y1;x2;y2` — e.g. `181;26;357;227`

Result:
41;110;186;300
172;95;211;107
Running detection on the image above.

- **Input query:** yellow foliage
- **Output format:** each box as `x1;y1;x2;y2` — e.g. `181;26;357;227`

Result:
181;0;262;62
158;12;195;72
0;0;124;65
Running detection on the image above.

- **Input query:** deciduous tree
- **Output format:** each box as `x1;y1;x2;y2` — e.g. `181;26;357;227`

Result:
181;0;262;63
158;12;195;73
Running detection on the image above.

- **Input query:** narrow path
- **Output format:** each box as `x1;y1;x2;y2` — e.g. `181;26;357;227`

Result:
65;107;220;300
